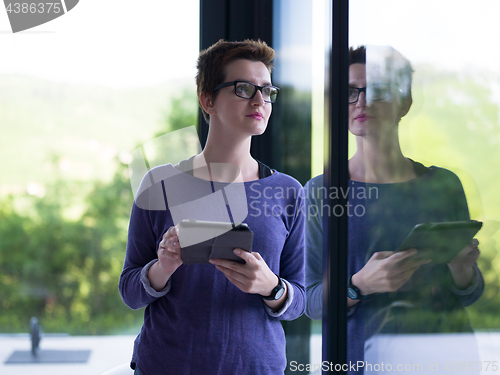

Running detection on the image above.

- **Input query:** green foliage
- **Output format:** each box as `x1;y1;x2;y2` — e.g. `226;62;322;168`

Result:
0;163;142;334
157;88;198;135
0;85;199;335
270;85;312;185
0;75;181;187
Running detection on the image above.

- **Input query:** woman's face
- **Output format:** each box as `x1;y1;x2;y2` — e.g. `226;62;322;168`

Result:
348;63;403;138
211;59;272;138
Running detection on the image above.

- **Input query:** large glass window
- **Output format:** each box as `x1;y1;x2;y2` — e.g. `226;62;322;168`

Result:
341;0;500;373
0;1;200;373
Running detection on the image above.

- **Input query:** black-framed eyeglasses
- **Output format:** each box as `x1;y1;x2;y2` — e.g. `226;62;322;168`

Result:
348;84;392;104
213;81;280;103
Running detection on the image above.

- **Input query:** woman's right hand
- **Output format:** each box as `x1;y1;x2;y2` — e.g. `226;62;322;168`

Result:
352;249;430;296
157;226;183;275
148;226;183;291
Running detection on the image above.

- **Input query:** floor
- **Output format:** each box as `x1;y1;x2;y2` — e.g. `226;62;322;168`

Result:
1;332;499;374
0;334;135;375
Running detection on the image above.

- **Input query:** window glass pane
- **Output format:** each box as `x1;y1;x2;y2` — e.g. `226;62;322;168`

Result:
0;1;199;373
272;0;313;183
304;1;336;375
273;0;319;373
347;0;500;373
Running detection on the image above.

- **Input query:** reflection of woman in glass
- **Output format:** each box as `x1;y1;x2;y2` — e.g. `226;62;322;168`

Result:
305;46;483;372
120;40;306;374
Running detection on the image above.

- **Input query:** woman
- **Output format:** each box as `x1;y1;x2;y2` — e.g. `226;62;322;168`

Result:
119;39;305;375
305;45;483;372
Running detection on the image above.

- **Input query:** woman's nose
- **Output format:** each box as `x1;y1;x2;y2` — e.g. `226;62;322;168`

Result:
357;91;367;107
251;89;265;105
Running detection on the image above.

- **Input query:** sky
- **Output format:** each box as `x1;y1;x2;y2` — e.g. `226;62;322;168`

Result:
349;0;500;76
1;0;499;87
0;0;200;87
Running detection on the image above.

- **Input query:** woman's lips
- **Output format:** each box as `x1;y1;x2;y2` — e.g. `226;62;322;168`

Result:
355;114;370;122
247;112;264;120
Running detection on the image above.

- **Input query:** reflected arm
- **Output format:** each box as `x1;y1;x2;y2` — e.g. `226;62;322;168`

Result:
304;177;325;320
447;173;484;306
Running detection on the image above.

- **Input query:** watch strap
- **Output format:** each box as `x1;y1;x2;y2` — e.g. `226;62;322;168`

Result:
347;274;365;300
262;275;285;300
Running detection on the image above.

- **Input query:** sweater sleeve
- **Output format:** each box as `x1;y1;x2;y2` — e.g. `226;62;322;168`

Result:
119;202;172;310
304;177;324;320
268;184;306;321
443;169;484;306
450;264;484;307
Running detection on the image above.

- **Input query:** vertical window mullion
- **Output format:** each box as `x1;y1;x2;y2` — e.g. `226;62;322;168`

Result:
323;0;349;373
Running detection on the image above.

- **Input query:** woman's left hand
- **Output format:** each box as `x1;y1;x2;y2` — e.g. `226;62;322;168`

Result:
209;249;277;296
447;238;480;289
209;250;288;310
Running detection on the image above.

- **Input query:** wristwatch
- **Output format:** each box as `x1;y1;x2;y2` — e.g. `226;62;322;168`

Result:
347;274;365;300
262;276;285;301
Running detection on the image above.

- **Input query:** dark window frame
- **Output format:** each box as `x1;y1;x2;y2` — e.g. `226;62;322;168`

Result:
322;0;349;373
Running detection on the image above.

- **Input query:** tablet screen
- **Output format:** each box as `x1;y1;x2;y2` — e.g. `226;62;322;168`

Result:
395;220;482;263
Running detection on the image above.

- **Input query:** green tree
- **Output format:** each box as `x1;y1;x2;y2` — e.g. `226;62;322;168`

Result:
0;88;199;334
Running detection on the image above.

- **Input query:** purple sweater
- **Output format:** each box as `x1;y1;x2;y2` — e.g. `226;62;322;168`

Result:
119;165;305;375
305;164;484;374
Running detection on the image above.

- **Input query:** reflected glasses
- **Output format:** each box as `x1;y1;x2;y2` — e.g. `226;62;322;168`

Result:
213;81;280;103
349;85;392;104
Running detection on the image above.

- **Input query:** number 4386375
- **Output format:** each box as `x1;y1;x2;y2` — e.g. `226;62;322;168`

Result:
6;3;62;14
443;361;498;371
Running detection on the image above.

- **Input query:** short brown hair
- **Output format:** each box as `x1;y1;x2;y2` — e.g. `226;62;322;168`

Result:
196;39;275;123
349;45;366;65
349;45;414;100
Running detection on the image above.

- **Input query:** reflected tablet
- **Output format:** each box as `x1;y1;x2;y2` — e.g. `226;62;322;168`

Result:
395;220;482;263
178;219;253;264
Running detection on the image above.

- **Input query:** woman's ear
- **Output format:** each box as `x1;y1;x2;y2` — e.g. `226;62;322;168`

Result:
199;92;215;114
399;94;413;119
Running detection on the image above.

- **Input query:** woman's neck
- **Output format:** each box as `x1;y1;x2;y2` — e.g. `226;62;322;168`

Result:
193;128;259;182
349;134;416;183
